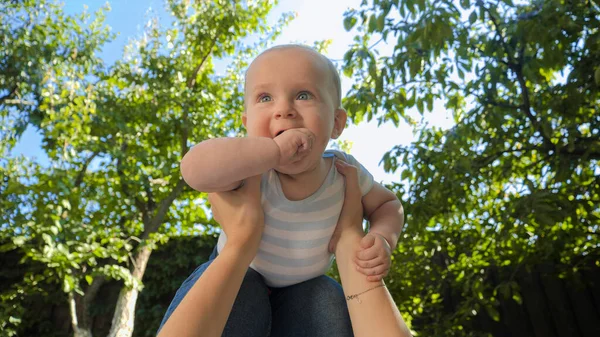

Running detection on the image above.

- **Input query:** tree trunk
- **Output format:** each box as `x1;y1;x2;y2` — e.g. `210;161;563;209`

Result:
74;327;94;337
106;178;184;337
106;245;153;337
68;292;94;337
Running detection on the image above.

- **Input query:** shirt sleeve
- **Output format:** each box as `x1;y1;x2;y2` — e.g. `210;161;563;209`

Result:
333;150;375;196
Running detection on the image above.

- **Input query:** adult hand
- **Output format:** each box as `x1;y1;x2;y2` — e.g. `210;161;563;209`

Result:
208;175;264;255
328;159;365;253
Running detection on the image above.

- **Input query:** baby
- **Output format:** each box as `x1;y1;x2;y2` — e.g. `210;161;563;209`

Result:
180;44;404;287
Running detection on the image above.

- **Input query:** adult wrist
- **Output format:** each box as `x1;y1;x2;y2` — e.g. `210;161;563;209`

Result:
223;239;260;263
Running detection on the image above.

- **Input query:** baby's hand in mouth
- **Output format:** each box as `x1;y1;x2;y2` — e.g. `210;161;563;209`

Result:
273;128;315;166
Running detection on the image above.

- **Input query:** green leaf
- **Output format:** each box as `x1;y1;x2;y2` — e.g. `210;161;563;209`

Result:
417;99;424;114
85;275;93;285
368;14;378;32
595;67;600;86
12;236;26;246
469;11;477;24
377;13;386;31
485;304;501;321
42;233;53;245
61;199;71;210
512;292;523;305
50;225;59;235
343;15;358;31
63;275;73;293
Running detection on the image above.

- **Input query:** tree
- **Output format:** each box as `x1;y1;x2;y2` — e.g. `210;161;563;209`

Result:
342;0;599;335
0;0;291;336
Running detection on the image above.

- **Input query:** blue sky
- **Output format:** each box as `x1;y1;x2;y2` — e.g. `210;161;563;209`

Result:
12;0;454;184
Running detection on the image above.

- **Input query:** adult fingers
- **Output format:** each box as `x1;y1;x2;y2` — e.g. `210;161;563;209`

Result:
335;159;363;225
328;226;340;253
335;159;361;207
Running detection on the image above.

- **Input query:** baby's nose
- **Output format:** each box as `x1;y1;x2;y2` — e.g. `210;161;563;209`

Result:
274;105;297;119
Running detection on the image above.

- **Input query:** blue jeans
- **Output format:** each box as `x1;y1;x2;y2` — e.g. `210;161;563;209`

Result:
158;247;354;337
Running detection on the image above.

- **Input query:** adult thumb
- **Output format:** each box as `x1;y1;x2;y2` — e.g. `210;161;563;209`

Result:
328;228;340;253
335;159;361;209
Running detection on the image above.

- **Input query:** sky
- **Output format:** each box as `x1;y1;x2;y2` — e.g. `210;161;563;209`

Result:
12;0;454;184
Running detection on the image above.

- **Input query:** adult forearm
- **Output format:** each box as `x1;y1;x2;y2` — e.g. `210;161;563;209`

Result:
181;137;280;192
157;246;254;337
368;199;404;249
335;231;412;337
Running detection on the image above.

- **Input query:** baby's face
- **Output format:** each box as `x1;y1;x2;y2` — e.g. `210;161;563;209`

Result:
243;48;344;174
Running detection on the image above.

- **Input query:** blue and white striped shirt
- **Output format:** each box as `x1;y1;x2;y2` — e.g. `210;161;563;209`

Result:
217;149;374;287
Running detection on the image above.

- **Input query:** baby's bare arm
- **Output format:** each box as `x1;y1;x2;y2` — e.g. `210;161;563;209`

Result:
362;183;404;249
180;137;280;192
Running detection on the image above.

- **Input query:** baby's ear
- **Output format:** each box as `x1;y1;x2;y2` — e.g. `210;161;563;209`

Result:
331;108;347;139
242;112;247;128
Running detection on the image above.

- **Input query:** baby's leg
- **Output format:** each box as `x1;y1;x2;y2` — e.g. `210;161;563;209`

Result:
269;275;353;337
158;248;271;336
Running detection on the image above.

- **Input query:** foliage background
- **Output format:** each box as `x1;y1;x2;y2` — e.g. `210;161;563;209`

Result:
1;0;599;336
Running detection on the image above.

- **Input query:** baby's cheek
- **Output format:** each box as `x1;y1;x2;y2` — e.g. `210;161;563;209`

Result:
246;120;271;137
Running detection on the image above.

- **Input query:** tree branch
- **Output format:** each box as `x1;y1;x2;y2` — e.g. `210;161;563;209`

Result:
186;31;220;89
483;3;554;147
74;151;100;188
564;137;600;160
513;67;554;146
0;85;18;104
81;276;105;327
2;99;35;106
180;108;189;155
68;292;80;333
141;178;186;240
476;145;539;168
484;98;523;110
181;22;223;156
116;143;149;224
485;5;517;67
143;178;156;211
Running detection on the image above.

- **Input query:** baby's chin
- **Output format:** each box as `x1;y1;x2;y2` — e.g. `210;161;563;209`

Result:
274;156;320;176
274;162;312;176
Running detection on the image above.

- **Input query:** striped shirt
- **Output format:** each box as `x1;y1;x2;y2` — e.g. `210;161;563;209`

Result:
217;150;374;287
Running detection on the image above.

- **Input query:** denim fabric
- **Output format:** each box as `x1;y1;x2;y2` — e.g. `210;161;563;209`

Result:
158;247;353;337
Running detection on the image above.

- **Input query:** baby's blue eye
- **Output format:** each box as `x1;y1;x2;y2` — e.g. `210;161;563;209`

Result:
259;95;272;103
297;92;312;100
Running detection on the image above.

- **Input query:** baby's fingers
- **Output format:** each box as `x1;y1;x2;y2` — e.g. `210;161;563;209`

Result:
354;257;384;269
356;264;388;278
356;246;379;261
367;274;386;282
